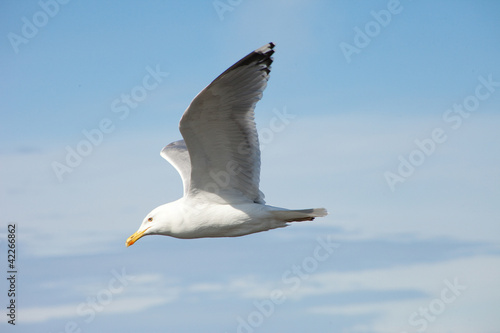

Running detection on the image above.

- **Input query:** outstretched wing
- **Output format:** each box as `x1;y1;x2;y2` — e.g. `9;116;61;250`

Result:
179;42;274;204
160;140;191;196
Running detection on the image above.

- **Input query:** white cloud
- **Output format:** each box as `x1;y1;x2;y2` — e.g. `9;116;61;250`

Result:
19;272;178;323
21;304;79;323
172;253;500;332
306;255;500;333
20;296;171;323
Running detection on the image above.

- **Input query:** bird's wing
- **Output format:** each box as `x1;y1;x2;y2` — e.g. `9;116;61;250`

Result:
179;42;274;204
160;140;191;196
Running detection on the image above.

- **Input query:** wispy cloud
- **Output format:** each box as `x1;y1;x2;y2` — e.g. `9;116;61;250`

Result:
307;256;500;332
21;296;170;323
20;272;178;324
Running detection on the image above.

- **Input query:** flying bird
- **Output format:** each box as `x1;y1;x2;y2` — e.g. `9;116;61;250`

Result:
126;42;327;246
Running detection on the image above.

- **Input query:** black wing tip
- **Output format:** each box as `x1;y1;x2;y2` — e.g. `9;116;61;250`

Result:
207;42;275;86
223;42;275;75
254;42;274;74
255;42;275;55
255;42;275;63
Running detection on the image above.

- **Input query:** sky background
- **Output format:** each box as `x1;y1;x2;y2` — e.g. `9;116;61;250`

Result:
1;0;500;332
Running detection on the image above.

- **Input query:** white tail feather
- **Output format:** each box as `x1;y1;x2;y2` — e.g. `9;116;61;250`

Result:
270;207;328;222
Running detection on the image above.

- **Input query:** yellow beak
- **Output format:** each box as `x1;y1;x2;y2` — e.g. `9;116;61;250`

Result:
126;227;150;247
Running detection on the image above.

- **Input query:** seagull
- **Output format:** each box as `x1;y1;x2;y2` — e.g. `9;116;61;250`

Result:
126;42;327;246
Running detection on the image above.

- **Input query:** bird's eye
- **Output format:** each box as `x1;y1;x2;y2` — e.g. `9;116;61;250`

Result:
148;217;153;222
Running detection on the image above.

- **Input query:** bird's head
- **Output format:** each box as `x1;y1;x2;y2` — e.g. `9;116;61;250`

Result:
126;204;171;247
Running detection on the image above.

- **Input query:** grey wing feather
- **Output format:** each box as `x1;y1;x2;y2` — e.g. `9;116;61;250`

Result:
160;140;191;196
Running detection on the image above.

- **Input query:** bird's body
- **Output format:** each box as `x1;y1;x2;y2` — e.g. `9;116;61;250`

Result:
126;43;327;246
146;198;326;239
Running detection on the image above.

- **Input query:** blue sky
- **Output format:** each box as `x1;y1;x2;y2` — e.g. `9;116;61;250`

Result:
1;0;500;332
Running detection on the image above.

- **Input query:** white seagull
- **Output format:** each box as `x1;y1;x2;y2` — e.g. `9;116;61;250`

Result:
126;42;327;246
